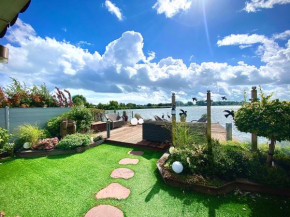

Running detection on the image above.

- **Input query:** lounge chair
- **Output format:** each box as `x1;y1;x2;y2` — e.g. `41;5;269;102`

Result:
105;113;125;129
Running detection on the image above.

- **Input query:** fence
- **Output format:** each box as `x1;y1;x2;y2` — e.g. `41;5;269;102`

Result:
0;107;71;133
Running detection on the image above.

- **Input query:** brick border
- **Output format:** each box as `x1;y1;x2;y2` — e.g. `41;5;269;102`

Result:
16;140;105;158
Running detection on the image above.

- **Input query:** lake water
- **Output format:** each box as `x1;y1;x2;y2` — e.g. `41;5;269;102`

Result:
107;106;289;147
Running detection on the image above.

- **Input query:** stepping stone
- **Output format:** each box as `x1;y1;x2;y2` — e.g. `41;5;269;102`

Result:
119;158;139;165
111;168;134;179
96;183;130;200
85;205;123;217
128;150;144;156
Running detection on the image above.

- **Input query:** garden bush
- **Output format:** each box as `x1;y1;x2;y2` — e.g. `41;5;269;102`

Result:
167;139;290;187
45;116;64;138
0;127;10;149
65;107;93;132
0;78;73;108
33;137;59;150
93;135;103;142
57;133;90;150
14;124;45;149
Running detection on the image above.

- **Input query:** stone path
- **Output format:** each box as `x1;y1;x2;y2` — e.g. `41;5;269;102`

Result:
85;150;144;216
119;158;139;165
96;183;130;199
85;205;123;217
110;168;134;179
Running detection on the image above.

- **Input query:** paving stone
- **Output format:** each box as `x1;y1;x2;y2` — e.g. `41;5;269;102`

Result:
119;158;139;165
96;183;130;200
111;168;134;179
85;205;123;217
127;150;144;156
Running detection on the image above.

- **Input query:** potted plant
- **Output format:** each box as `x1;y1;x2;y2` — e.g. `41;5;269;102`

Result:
123;111;128;122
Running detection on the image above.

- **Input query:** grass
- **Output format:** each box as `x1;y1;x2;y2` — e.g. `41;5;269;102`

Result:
0;143;289;217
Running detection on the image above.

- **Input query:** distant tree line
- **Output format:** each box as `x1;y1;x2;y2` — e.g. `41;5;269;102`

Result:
72;95;243;110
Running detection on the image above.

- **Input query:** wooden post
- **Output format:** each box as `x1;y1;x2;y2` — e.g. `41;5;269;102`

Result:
226;123;232;141
172;93;176;146
106;121;110;138
5;106;9;134
207;90;212;153
251;86;258;151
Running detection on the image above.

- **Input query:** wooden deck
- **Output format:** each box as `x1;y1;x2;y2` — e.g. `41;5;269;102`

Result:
97;123;235;152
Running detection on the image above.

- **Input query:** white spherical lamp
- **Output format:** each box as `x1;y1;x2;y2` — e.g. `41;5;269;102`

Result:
138;118;144;124
23;142;30;149
131;118;138;126
172;161;183;174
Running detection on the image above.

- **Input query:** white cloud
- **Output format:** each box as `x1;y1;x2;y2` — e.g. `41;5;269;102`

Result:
244;0;290;12
105;0;123;21
1;19;290;104
272;30;290;40
153;0;192;18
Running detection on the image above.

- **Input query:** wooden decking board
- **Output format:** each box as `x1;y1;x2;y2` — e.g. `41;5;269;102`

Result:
96;123;235;152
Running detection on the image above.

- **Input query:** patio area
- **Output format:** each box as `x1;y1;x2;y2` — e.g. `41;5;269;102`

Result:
96;123;236;152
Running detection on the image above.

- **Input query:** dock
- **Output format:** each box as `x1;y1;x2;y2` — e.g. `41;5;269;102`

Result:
96;123;235;152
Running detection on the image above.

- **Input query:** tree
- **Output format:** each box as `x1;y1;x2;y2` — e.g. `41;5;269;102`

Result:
72;95;87;106
108;100;118;110
234;89;290;165
187;101;193;106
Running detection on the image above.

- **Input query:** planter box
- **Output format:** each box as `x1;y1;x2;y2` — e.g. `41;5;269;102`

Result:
16;140;104;158
157;153;290;197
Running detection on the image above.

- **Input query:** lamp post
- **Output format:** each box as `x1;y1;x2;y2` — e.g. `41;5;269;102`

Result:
171;93;176;147
207;90;212;153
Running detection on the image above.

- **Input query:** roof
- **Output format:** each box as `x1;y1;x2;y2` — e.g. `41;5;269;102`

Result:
0;0;31;38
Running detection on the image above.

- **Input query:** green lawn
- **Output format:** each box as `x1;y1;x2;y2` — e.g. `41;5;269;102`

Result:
0;143;289;217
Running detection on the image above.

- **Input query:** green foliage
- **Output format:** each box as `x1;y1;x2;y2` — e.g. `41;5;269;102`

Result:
93;135;103;142
235;90;290;142
0;143;14;156
134;113;142;119
15;124;45;147
0;78;73;108
168;140;290;187
45;107;93;137
66;107;93;132
0;127;11;149
45;116;64;138
174;123;205;149
57;133;90;150
89;108;104;121
72;95;87;106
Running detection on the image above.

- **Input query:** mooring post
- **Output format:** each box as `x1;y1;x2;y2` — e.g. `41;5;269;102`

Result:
171;93;176;146
226;123;232;141
207;90;212;153
5;106;10;134
106;120;110;138
251;86;258;151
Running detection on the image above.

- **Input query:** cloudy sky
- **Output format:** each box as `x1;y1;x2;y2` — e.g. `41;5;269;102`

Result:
0;0;290;104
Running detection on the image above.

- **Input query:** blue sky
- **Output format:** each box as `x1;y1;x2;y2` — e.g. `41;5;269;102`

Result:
0;0;290;104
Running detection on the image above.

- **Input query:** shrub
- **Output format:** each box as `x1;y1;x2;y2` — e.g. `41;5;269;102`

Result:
0;143;14;156
66;107;93;132
45;116;64;138
15;124;44;148
89;108;104;121
33;137;59;150
57;133;90;150
134;113;142;119
93;135;103;142
0;127;10;149
235;87;290;165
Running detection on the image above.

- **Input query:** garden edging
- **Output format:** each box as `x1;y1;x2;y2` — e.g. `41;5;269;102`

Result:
16;140;105;158
157;152;290;197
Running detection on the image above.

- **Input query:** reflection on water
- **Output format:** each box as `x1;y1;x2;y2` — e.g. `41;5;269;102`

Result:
107;106;289;147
